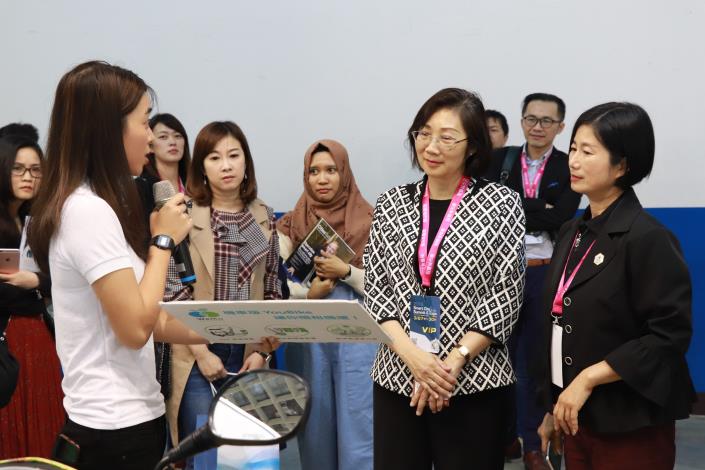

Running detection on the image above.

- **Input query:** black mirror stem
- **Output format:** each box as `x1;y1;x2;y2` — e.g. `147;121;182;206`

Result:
154;424;215;470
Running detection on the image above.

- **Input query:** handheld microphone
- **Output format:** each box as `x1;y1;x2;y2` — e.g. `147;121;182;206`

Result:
153;181;196;285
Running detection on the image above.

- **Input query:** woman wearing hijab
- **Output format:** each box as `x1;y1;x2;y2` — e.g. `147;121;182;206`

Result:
277;139;375;470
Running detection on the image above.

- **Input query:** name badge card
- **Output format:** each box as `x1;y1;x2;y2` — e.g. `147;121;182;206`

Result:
551;324;563;387
409;295;441;354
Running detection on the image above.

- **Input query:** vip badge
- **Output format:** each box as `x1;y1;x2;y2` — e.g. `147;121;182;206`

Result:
594;253;605;266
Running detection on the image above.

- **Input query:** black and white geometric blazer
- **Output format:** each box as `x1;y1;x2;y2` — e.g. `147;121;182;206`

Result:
364;177;526;396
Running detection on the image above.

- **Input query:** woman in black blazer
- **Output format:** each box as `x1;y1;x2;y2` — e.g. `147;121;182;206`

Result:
535;102;695;469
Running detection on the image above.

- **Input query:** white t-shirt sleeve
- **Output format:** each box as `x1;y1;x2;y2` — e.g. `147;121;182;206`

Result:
60;193;134;284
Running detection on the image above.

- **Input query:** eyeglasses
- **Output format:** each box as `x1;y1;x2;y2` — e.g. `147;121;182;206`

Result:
522;115;562;129
11;165;42;178
411;130;468;150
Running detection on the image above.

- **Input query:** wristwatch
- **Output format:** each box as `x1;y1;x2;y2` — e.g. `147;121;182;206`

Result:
255;351;273;365
342;265;353;281
150;234;175;252
454;344;471;363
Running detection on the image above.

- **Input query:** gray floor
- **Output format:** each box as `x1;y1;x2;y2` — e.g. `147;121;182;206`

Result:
280;416;705;469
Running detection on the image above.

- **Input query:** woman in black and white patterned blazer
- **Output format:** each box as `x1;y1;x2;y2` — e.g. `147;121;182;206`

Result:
365;88;526;470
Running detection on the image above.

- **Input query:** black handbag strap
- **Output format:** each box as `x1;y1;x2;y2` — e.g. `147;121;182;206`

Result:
499;146;521;186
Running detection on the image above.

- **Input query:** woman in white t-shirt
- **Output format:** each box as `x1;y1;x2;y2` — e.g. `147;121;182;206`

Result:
27;61;206;470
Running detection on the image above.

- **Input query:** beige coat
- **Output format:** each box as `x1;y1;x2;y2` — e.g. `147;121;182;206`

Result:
166;199;273;445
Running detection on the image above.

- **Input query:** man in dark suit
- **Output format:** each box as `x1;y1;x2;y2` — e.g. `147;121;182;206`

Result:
485;93;581;470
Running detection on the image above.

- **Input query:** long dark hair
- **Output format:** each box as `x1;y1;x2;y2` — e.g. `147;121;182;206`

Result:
28;61;152;274
0;136;43;247
143;113;191;184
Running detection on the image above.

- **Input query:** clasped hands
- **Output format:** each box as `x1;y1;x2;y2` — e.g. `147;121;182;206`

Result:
193;336;280;382
403;346;464;416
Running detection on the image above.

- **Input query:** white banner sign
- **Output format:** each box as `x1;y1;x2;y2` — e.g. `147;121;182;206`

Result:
160;299;391;344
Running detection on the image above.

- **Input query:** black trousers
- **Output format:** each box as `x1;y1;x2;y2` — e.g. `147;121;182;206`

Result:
53;415;166;470
374;383;508;470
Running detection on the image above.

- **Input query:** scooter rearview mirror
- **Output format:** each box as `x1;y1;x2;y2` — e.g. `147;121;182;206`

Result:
155;369;310;470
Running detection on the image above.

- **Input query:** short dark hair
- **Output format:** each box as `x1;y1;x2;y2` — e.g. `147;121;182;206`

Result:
522;93;566;121
144;113;191;184
310;142;330;156
408;88;492;178
0;123;39;143
187;121;258;206
485;109;508;136
570;102;654;189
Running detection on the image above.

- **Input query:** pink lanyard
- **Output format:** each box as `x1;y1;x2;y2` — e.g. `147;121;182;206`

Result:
551;232;596;317
418;177;471;288
520;150;551;199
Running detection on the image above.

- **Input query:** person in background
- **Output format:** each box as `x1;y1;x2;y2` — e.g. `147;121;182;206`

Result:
365;88;525;470
164;121;280;470
277;139;376;470
0;123;39;143
142;113;191;194
0;132;64;459
137;113;191;404
27;61;204;470
485;92;580;469
486;109;509;149
136;113;191;221
535;102;695;470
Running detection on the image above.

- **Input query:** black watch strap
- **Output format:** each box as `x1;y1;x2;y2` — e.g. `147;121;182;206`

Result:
256;350;273;364
150;234;175;252
342;265;352;281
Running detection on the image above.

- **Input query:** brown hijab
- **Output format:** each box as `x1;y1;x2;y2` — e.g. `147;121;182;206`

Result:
277;139;373;268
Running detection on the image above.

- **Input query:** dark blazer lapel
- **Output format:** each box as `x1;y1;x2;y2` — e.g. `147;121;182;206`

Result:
538;147;563;195
190;203;216;284
567;231;617;291
567;189;642;292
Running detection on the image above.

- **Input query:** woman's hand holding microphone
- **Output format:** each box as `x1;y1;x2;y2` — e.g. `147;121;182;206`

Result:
150;193;192;245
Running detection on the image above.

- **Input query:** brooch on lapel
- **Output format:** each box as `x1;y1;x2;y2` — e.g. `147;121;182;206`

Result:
594;253;605;266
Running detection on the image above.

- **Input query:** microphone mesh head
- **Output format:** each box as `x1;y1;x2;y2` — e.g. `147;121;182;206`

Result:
153;180;176;209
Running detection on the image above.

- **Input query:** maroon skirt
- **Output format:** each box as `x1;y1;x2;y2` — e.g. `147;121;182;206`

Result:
0;315;65;459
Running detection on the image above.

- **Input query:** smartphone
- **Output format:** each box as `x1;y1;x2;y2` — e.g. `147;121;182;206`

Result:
52;433;80;465
545;441;555;470
0;249;20;274
546;440;563;470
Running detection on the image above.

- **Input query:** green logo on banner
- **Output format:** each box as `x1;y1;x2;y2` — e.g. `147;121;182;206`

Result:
188;310;220;318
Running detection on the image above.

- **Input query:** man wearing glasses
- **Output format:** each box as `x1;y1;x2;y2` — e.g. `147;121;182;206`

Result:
485;93;581;470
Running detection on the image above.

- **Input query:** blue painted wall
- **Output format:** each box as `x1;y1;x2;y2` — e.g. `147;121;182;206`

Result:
275;207;705;391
